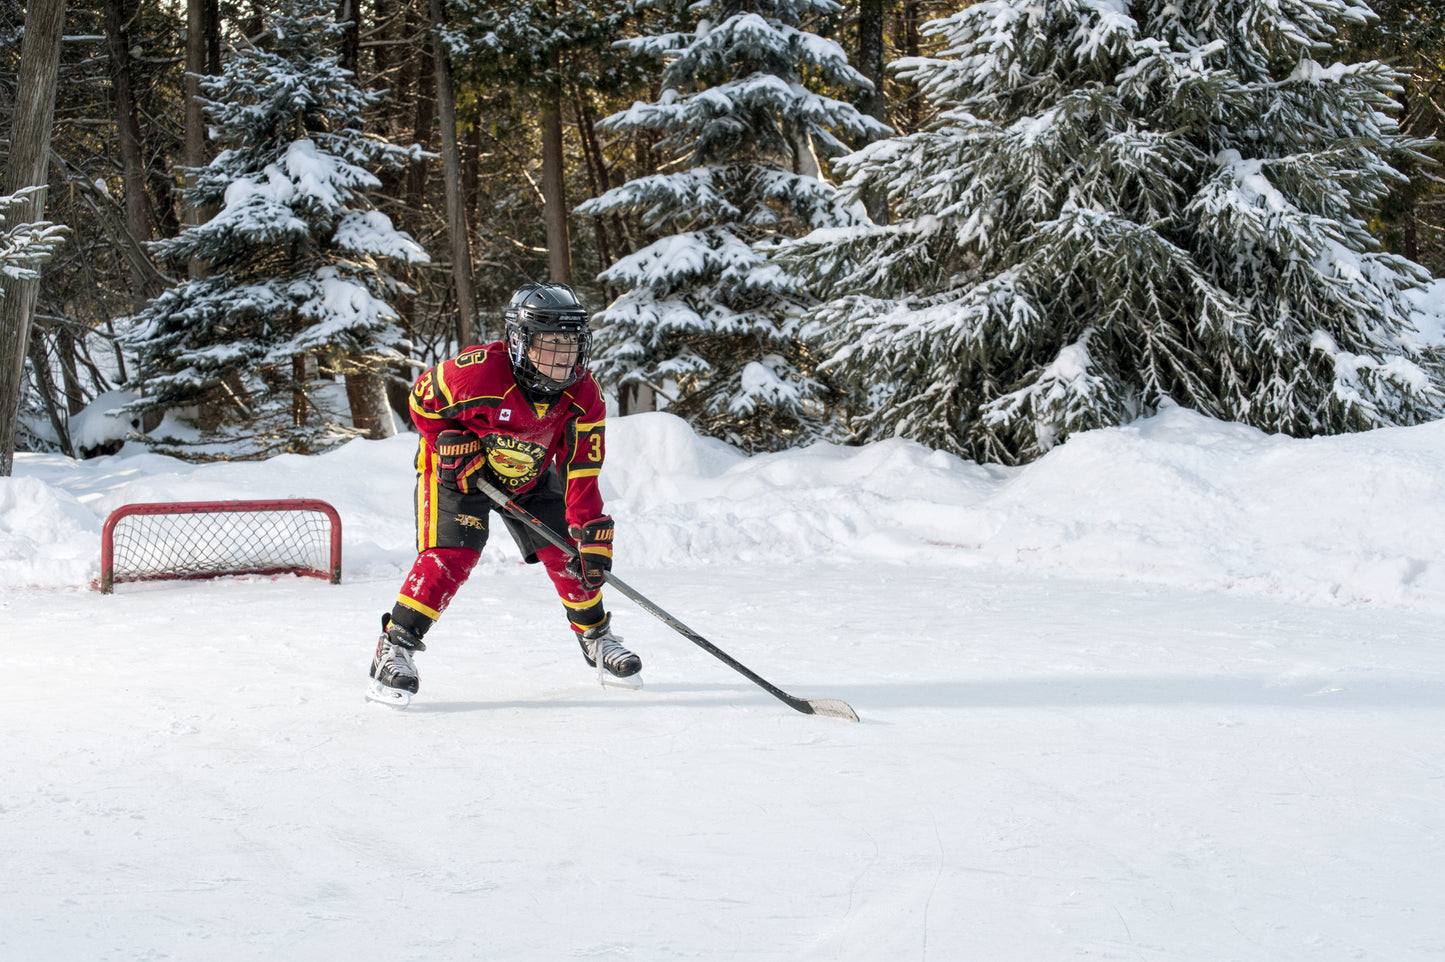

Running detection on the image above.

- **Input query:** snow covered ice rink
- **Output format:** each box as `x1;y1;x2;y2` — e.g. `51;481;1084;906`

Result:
3;408;1443;960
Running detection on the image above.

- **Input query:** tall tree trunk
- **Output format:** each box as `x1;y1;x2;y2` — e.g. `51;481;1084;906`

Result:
102;0;158;305
897;0;922;135
634;130;661;247
389;14;436;354
185;0;208;276
56;327;87;417
28;334;73;457
188;0;231;429
0;0;65;476
465;120;481;225
338;0;361;81
404;28;435;216
372;0;392;84
292;353;309;428
338;0;396;440
572;86;614;278
541;91;572;285
345;367;397;438
858;0;889;224
430;0;477;345
574;83;632;259
541;0;572;286
205;0;221;72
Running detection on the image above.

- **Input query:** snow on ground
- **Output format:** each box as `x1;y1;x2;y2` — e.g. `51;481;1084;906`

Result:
2;408;1443;961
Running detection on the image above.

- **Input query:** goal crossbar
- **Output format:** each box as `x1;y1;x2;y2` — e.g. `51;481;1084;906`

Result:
98;498;342;594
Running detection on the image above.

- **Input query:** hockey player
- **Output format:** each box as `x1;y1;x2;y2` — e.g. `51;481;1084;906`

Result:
367;283;641;706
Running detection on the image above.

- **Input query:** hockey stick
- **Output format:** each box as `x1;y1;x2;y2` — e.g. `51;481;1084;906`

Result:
474;478;859;722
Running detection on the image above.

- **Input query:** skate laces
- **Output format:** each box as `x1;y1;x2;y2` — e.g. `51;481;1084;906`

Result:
590;627;631;674
382;638;417;679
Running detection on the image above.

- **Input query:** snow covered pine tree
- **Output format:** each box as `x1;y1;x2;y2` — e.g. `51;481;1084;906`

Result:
121;0;428;457
786;0;1445;464
576;0;890;451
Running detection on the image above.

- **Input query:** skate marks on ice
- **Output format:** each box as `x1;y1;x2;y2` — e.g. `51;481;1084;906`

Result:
5;570;1445;961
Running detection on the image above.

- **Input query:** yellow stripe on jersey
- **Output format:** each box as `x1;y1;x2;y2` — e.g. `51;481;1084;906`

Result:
413;440;429;552
427;383;516;420
568;467;601;478
435;363;455;406
574;419;605;432
409;394;449;421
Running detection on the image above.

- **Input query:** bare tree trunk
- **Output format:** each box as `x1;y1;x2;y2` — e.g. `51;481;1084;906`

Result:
541;0;572;286
0;0;65;476
404;27;435;217
541;91;572;285
388;13;436;353
205;0;221;72
28;334;74;457
338;0;361;81
188;0;233;429
56;327;87;416
572;88;613;283
897;0;922;135
102;0;158;305
618;383;657;416
634;129;661;247
372;0;393;83
574;83;630;262
338;0;397;440
345;367;397;438
858;0;889;224
292;353;309;428
465;120;481;226
185;0;209;279
430;0;477;345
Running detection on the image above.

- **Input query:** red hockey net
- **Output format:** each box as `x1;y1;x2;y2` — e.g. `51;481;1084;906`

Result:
98;499;342;594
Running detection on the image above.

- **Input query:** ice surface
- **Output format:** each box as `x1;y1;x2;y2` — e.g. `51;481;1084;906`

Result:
2;408;1443;960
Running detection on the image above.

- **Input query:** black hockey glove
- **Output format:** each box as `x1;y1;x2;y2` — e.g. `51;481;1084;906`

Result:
436;430;489;494
566;515;614;590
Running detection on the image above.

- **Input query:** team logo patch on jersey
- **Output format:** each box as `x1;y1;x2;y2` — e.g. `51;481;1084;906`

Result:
483;435;548;487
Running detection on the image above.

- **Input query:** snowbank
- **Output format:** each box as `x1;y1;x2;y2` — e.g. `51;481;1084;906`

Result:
5;406;1444;610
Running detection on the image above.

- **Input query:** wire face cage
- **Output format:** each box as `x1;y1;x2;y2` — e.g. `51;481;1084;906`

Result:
97;499;342;594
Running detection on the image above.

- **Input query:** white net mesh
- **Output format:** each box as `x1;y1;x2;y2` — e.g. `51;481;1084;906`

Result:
103;502;339;591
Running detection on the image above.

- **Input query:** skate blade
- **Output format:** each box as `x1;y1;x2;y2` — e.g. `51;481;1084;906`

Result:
598;670;643;691
366;678;413;708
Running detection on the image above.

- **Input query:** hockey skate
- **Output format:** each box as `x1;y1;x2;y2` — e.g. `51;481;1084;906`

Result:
367;615;425;707
576;613;643;690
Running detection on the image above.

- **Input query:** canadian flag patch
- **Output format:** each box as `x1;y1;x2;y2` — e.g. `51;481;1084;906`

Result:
499;409;512;421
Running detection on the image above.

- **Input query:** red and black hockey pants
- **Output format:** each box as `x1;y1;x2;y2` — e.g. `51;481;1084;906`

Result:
390;465;604;641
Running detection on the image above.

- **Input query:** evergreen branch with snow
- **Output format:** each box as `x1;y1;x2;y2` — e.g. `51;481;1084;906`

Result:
784;0;1445;464
581;0;886;452
119;0;430;458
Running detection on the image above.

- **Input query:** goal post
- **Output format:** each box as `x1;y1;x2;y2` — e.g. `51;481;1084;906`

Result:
98;498;342;594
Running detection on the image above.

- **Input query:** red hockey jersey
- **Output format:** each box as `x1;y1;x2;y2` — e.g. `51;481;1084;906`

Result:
408;342;606;528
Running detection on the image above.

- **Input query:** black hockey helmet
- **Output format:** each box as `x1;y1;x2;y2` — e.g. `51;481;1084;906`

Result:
503;283;592;394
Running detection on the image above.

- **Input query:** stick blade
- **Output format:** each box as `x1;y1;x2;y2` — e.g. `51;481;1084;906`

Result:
802;698;859;722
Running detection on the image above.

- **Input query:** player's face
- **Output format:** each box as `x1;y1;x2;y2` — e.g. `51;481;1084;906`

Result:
527;332;582;383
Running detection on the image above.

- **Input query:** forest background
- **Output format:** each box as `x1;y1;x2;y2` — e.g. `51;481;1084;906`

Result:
0;0;1442;468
